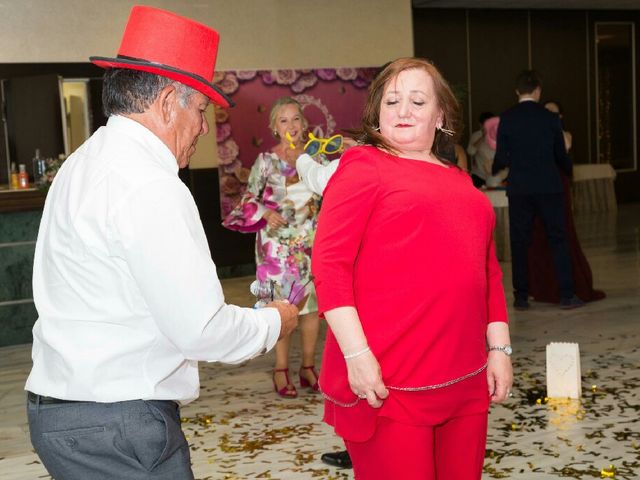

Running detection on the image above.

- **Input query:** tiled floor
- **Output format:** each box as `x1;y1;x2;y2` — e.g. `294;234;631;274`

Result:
0;204;638;479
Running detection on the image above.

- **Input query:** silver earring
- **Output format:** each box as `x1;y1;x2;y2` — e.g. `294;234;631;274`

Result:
437;125;455;136
373;126;380;132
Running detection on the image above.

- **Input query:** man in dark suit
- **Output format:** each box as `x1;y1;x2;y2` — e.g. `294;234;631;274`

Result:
493;70;584;310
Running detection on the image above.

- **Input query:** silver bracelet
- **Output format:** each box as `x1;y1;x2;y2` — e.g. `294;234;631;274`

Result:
343;346;371;360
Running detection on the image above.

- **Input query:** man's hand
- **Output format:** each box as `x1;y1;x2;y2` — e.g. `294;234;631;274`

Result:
266;300;299;339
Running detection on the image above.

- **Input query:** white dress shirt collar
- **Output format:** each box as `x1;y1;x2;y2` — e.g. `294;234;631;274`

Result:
107;115;179;174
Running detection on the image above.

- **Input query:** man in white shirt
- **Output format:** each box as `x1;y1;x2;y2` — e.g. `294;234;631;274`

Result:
25;7;298;480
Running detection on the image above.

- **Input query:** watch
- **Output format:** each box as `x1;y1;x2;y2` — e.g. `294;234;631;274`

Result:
488;344;513;356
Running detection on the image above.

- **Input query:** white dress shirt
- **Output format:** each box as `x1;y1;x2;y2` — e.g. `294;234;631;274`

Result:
26;116;280;404
295;153;339;194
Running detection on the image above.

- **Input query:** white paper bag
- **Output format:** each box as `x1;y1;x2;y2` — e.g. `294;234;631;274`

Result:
546;342;582;399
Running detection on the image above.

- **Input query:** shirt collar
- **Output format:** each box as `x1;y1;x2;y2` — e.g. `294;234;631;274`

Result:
106;115;179;174
518;96;537;103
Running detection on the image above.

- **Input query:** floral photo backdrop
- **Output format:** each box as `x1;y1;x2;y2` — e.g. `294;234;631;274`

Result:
214;67;378;217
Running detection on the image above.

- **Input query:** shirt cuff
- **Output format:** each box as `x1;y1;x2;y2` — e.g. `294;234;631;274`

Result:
296;153;315;174
260;307;282;352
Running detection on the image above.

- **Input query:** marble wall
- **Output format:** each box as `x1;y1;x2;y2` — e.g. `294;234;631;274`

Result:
0;211;40;346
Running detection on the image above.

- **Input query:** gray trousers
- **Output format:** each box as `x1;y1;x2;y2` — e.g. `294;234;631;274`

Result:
27;394;194;480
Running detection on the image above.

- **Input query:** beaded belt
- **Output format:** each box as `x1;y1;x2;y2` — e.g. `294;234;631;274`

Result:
320;363;487;408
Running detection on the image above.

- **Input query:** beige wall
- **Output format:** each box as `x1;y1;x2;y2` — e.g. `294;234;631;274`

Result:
0;0;413;168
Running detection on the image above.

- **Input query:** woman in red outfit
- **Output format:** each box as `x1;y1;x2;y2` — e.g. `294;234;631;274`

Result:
312;57;513;479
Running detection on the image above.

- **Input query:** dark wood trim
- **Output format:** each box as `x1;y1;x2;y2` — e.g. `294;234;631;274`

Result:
0;188;46;213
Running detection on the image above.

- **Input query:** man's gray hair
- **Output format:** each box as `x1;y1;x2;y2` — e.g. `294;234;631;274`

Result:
102;68;196;116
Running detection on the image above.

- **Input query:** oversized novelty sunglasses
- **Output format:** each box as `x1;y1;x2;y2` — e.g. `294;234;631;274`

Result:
304;132;344;156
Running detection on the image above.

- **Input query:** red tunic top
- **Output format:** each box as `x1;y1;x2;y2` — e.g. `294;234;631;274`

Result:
312;146;508;441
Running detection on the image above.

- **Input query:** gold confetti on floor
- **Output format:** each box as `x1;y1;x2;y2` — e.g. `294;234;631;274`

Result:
1;205;639;479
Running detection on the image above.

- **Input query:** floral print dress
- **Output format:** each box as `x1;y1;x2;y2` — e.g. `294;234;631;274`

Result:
223;152;327;314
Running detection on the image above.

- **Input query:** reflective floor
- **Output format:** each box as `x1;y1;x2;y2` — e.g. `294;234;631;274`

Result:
1;204;638;479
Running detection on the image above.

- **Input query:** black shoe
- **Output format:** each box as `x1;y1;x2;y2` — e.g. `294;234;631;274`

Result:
321;450;352;469
560;295;585;309
513;298;530;311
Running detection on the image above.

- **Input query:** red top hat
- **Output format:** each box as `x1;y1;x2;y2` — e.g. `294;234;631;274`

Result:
90;5;232;108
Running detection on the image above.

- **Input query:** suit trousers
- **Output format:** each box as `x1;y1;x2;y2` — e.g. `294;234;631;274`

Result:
27;394;194;480
508;193;574;300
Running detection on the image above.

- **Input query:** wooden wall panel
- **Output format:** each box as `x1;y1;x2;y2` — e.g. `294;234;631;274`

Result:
588;10;640;203
530;11;590;165
413;9;471;138
468;10;529;130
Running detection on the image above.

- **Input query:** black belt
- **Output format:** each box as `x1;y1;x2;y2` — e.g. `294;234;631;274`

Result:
27;392;179;407
27;391;82;405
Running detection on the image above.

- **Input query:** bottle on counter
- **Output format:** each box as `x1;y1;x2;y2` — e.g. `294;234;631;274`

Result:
10;163;20;189
18;164;29;189
32;149;46;186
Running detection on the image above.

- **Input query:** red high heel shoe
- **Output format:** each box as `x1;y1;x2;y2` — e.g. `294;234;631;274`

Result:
299;365;320;391
273;368;298;398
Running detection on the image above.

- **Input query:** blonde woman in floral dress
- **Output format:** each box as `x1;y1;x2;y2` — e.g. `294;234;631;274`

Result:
224;97;327;398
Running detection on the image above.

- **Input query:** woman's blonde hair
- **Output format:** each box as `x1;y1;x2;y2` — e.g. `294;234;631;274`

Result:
268;96;308;137
353;57;462;161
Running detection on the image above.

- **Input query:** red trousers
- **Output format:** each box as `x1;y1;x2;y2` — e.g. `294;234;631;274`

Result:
345;412;488;480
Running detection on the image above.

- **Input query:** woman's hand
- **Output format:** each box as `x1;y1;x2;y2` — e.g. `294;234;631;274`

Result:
487;351;513;403
263;210;287;229
346;350;389;408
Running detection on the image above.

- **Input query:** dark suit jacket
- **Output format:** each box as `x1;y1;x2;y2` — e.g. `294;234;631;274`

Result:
492;100;571;196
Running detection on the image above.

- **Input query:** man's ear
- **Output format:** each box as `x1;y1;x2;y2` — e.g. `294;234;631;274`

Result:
158;84;178;126
515;89;521;97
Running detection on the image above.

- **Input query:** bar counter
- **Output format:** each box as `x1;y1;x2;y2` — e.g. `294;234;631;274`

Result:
0;187;44;346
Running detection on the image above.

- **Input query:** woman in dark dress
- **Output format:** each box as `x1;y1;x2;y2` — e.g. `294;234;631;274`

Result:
527;101;605;303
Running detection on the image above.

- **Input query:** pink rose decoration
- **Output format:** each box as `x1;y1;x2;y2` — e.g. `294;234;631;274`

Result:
214;106;229;124
212;71;225;84
216;122;232;143
336;68;358;81
235;70;257;81
291;73;318;93
220;175;242;195
353;68;377;88
221;159;242;174
218;139;239;165
273;69;299;85
315;69;337;81
234;166;251;184
218;73;239;95
260;71;275;85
